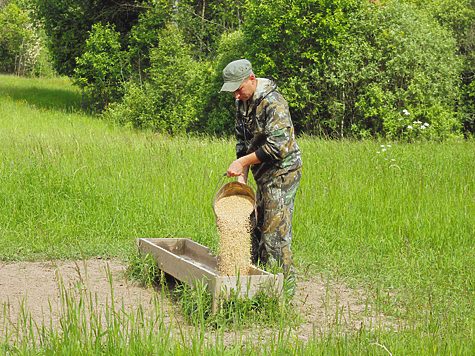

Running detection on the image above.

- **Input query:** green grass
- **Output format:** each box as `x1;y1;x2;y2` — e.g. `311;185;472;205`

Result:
1;74;475;354
0;75;227;260
295;139;475;340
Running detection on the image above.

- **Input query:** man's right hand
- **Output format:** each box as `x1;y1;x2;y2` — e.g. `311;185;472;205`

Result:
226;159;244;178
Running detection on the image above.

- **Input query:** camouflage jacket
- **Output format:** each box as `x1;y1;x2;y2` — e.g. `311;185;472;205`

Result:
235;78;302;184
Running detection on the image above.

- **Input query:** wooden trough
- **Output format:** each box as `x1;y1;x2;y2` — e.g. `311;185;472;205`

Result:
136;238;284;314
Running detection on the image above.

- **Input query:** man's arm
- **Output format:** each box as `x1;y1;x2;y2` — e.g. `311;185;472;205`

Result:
254;92;294;162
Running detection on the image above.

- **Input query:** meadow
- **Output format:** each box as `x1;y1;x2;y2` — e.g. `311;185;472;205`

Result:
0;75;475;354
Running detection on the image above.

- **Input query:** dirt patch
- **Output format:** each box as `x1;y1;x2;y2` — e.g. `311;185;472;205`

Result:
0;259;167;338
293;276;397;341
0;259;397;344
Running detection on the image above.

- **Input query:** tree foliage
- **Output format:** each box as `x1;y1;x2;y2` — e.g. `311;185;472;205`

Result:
31;0;145;76
174;0;244;59
74;23;128;108
242;0;461;138
426;0;475;135
402;0;475;135
341;2;461;139
127;1;171;84
105;24;206;133
193;29;248;135
18;0;474;138
0;2;38;74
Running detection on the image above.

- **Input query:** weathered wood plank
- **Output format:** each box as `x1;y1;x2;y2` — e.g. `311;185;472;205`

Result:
136;238;215;286
136;238;284;314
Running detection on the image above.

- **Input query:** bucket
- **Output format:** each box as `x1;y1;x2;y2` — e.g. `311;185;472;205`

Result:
213;177;257;228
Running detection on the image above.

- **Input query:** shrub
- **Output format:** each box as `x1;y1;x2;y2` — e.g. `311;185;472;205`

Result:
127;0;171;84
105;24;205;134
74;23;128;109
31;0;144;77
347;1;463;139
424;0;475;136
244;0;358;135
0;3;38;75
193;30;248;135
106;28;247;136
243;0;462;138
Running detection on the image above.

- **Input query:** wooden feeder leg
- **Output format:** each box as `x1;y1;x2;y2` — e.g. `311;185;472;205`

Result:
211;279;222;315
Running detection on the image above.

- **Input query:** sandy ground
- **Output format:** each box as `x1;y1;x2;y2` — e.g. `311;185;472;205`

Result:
0;259;397;344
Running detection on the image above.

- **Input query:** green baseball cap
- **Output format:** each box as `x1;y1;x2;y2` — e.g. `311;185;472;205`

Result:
220;59;254;92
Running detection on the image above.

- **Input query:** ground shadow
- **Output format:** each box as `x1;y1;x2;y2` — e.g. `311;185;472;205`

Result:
0;80;94;114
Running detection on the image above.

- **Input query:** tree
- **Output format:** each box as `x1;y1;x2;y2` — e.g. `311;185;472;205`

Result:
426;0;475;135
0;2;38;74
105;24;206;133
244;0;358;135
30;0;145;76
403;0;475;135
74;23;127;108
127;0;172;85
243;0;462;138
173;0;244;59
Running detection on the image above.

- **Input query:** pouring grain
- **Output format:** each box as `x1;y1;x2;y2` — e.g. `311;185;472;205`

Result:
214;194;254;276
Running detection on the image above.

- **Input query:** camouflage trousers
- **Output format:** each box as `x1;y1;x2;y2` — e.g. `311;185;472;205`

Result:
250;167;302;279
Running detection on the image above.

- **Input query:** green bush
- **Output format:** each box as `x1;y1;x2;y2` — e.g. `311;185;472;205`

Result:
106;27;249;135
172;0;245;60
244;0;357;135
105;24;206;133
0;3;36;75
193;30;248;135
74;23;128;109
424;0;475;136
102;0;465;139
461;75;475;135
347;1;462;139
30;0;144;77
243;0;462;138
127;0;171;84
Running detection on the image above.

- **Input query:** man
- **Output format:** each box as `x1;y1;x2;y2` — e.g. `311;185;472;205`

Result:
220;59;303;295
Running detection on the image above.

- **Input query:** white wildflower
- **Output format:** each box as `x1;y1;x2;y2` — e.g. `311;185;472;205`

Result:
382;149;387;152
408;125;413;129
403;109;410;115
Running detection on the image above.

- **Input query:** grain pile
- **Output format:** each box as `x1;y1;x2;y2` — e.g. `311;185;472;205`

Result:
214;194;254;276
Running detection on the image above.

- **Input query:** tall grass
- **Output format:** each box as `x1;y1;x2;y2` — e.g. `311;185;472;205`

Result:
295;139;475;340
0;76;227;260
1;75;475;354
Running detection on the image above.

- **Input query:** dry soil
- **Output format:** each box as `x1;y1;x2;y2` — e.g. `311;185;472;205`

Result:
0;259;396;344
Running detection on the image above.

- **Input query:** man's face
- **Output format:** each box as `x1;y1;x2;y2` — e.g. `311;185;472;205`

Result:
232;76;256;102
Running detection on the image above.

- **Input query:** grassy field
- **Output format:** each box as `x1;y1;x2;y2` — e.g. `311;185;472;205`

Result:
1;75;475;354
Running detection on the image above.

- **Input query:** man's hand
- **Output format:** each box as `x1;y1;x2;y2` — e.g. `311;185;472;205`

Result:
237;174;247;184
226;152;260;179
226;159;244;178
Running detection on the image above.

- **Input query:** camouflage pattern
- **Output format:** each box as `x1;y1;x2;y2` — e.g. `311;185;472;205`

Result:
250;168;302;279
234;78;302;290
235;78;302;184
